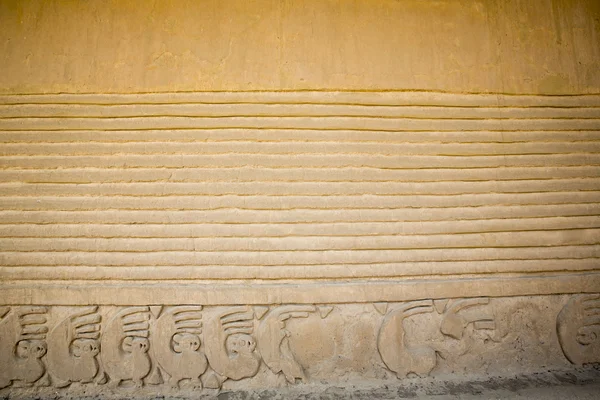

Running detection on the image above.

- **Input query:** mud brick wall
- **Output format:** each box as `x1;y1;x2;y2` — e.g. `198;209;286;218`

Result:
0;0;598;396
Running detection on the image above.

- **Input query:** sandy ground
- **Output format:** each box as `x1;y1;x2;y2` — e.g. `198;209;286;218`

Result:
2;365;599;399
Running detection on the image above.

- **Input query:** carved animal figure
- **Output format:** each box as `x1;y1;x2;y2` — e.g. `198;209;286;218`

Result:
378;298;496;378
257;305;316;384
377;300;436;378
47;306;102;387
153;306;207;388
0;307;48;389
101;307;151;388
204;306;260;386
437;298;496;358
557;293;600;364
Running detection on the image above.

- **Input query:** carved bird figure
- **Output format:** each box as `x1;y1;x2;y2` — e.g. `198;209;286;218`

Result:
153;306;207;388
101;306;151;388
204;306;261;387
377;300;436;378
437;298;496;358
0;306;48;389
257;305;316;384
47;306;102;387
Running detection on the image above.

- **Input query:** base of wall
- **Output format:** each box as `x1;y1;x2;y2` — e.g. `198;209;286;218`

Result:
1;294;599;397
2;366;599;399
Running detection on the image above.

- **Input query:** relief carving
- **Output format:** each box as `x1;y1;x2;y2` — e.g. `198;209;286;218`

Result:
377;298;496;378
47;307;103;387
204;306;260;388
377;300;436;378
0;295;596;394
437;298;496;359
257;305;317;384
153;306;207;389
557;293;600;365
0;307;48;389
101;307;151;388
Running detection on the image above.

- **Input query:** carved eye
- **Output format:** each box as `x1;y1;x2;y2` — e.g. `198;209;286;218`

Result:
31;342;47;357
87;343;98;353
576;328;598;346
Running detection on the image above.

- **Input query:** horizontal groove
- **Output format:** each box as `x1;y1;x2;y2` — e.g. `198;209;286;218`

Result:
3;128;598;134
2;166;599;184
2;141;599;156
1;92;599;107
1;179;598;197
2;229;598;252
1;116;599;131
1;216;597;238
1;130;599;144
2;245;598;266
3;154;600;170
5;273;600;305
1;204;598;224
2;192;598;211
0;104;599;119
2;115;599;122
2;259;598;281
1;92;598;283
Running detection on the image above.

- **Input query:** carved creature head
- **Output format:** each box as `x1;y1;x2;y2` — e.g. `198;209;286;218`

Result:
16;339;47;359
576;326;599;346
172;332;201;353
226;334;256;355
71;338;100;358
122;336;150;354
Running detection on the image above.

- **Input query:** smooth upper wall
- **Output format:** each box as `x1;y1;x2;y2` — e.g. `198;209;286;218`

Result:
0;0;598;94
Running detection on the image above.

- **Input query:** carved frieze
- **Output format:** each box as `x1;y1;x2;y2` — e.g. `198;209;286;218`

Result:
0;307;48;389
557;294;600;365
101;307;151;388
153;305;207;389
204;306;260;388
0;295;597;394
46;306;102;387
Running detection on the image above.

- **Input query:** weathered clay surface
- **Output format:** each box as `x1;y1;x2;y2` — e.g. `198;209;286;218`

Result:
0;295;599;395
0;91;599;304
1;0;599;94
0;89;598;396
0;3;599;397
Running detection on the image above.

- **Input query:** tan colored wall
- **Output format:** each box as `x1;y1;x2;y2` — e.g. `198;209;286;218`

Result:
0;0;599;397
1;0;599;94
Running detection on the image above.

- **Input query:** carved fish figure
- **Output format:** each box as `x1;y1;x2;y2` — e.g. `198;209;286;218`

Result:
101;307;151;388
0;307;48;388
47;306;102;387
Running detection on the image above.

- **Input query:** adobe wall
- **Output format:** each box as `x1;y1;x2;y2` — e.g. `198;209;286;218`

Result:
1;0;599;94
0;0;598;397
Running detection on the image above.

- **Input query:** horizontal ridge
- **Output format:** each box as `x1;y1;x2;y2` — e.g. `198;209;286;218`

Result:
1;91;598;281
